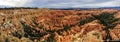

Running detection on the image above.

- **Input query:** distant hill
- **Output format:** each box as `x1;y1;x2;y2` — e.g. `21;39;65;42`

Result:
0;6;120;10
99;7;120;9
0;7;38;10
50;7;120;10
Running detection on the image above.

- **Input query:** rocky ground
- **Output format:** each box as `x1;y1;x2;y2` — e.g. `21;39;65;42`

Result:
0;8;120;42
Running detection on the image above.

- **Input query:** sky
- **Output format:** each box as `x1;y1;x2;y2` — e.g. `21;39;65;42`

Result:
0;0;120;8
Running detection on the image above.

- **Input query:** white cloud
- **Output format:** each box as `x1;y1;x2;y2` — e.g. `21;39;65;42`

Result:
72;1;120;8
79;0;96;2
0;0;120;8
42;0;120;8
0;0;29;7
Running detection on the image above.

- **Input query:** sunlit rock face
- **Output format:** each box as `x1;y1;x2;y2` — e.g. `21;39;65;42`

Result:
0;9;120;42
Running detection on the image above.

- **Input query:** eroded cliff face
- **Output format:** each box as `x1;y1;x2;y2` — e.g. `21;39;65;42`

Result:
0;9;120;42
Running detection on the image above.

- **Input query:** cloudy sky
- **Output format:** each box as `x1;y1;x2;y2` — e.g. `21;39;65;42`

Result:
0;0;120;8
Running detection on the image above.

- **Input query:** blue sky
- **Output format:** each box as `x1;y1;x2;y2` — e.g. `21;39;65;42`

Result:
0;0;120;8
